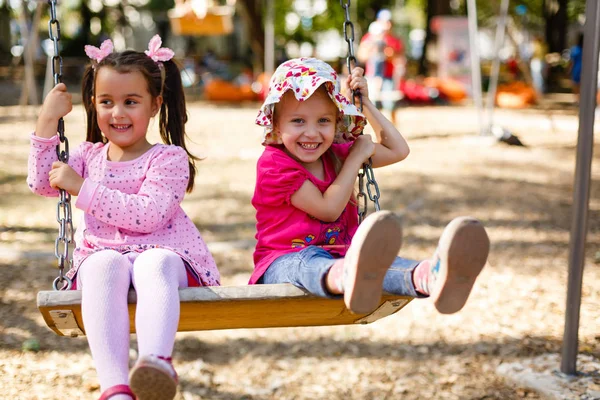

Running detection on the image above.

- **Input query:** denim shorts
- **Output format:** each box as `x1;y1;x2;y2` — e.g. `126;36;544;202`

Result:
259;246;423;298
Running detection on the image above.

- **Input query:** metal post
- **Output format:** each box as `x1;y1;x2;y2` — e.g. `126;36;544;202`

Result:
560;0;600;376
466;0;484;135
264;0;275;75
485;0;509;133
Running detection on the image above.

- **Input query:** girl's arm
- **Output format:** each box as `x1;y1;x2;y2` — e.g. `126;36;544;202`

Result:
28;136;86;197
75;146;188;233
28;83;78;196
347;67;410;168
35;83;73;139
290;135;374;222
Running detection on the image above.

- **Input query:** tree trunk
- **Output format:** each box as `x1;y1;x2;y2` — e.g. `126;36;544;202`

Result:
419;0;452;75
237;0;264;70
544;0;569;53
0;3;11;62
19;2;44;106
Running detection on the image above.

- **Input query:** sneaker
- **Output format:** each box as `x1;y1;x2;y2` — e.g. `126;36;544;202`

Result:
129;354;178;400
344;210;403;314
428;216;490;314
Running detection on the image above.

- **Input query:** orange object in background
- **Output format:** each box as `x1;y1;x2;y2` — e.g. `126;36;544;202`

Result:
203;79;259;102
423;77;468;102
495;82;537;108
255;72;272;101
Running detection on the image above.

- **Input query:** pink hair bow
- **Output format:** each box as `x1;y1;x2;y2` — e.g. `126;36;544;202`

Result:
145;35;174;63
84;39;114;63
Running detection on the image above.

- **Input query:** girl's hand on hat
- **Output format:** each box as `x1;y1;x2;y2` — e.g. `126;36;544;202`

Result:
49;161;84;196
348;134;375;164
347;67;369;101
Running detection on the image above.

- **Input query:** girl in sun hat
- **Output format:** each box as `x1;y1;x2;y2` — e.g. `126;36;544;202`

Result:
251;57;490;317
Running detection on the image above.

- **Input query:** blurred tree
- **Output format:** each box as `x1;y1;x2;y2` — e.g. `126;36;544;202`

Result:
418;0;451;75
143;0;175;44
237;0;395;70
0;1;10;62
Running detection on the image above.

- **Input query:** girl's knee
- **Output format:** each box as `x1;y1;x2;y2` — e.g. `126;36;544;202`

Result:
133;249;184;280
78;250;129;286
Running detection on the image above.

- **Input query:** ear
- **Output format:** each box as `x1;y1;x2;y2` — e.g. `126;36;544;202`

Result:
152;95;163;117
91;96;95;106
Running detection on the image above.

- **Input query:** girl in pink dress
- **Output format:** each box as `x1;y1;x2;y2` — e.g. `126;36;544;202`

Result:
252;57;490;317
27;36;217;400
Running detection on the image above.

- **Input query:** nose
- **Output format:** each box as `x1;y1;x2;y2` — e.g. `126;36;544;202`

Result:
112;105;126;120
303;123;319;139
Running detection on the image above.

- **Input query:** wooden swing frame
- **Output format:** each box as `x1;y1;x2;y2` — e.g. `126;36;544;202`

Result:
38;285;411;337
37;0;412;337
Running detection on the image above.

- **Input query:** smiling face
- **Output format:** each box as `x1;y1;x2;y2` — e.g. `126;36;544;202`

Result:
274;87;339;170
94;67;162;161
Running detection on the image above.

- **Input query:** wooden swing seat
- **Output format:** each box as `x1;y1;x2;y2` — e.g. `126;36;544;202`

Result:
37;284;412;337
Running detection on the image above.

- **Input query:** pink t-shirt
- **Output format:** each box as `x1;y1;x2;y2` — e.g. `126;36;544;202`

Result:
250;143;359;284
27;134;220;287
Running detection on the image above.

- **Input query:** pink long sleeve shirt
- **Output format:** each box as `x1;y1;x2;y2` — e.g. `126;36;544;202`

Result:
27;134;220;287
250;143;359;284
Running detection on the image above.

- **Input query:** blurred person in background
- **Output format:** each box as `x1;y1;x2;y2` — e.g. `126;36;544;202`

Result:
358;9;405;125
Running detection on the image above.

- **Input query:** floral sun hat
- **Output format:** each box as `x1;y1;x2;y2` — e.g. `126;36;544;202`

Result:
256;57;366;145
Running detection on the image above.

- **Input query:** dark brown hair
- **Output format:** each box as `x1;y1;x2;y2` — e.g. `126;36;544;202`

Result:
81;50;198;192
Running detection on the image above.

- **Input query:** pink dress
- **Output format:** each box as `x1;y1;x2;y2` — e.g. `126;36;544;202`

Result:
27;134;220;287
250;143;359;284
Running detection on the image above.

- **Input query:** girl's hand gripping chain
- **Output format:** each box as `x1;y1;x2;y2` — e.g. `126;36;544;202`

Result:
35;83;73;139
346;66;410;168
49;161;84;196
347;135;375;166
346;66;370;103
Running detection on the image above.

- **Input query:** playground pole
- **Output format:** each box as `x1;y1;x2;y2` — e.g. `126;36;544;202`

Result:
264;0;275;75
484;0;509;133
465;0;484;136
560;0;599;375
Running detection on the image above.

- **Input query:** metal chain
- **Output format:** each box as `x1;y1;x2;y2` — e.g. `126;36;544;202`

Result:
339;0;381;223
48;0;73;290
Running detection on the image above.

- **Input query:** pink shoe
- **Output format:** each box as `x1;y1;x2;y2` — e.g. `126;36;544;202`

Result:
129;354;178;400
98;384;135;400
343;210;403;314
429;216;490;314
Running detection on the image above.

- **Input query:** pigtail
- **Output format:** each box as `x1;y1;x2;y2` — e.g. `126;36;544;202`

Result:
81;65;103;143
159;59;198;193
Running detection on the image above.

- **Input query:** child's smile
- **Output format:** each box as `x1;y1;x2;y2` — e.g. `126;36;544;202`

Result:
110;123;132;133
299;142;320;150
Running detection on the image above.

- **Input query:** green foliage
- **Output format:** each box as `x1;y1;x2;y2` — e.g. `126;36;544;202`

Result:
144;0;175;12
272;0;396;45
455;0;587;31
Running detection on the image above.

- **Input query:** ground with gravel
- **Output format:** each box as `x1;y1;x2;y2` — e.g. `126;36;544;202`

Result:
0;101;598;399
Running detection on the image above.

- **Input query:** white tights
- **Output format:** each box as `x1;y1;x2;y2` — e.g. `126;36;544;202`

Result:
77;249;188;397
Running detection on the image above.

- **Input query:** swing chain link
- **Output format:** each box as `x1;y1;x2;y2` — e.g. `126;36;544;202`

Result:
339;0;362;112
48;0;73;291
339;0;381;223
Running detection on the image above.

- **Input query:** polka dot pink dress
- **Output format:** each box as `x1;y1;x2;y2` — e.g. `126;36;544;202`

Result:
27;134;220;287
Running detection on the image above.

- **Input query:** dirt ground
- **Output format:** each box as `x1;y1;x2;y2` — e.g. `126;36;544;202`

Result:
0;100;599;400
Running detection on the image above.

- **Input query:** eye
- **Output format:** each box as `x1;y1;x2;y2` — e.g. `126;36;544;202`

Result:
319;117;332;123
291;118;304;123
125;99;138;105
98;99;112;105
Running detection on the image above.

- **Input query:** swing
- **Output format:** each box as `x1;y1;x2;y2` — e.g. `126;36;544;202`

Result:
37;0;412;337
